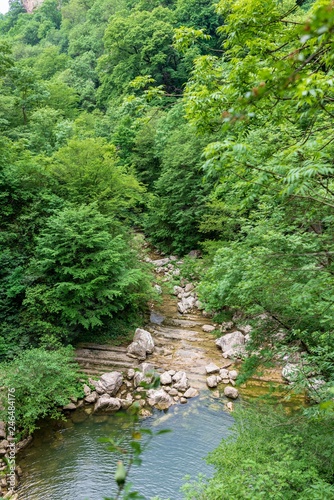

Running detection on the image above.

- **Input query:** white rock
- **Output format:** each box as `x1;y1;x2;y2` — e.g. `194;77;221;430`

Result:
168;370;176;376
63;402;76;410
173;285;184;295
94;395;121;412
224;386;239;399
240;324;252;334
183;387;199;398
172;371;185;382
185;283;194;292
160;372;172;385
173;373;189;392
127;341;147;361
205;363;220;374
154;284;162;294
202;325;215;333
215;331;246;358
95;372;123;396
83;384;91;396
220;321;234;333
134;328;154;354
180;397;188;404
120;395;133;409
151;258;170;267
220;369;230;379
85;391;97;404
133;363;155;388
177;296;196;314
169;388;178;396
229;370;238;380
177;301;187;314
147;388;174;410
207;375;218;388
127;368;135;380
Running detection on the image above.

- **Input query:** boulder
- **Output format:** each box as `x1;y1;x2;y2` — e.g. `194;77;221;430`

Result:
95;372;123;396
160;372;172;385
224;386;239;399
0;421;6;440
207;375;218;388
229;370;238;380
169;388;178;396
177;296;196;314
180;397;188;404
94;395;121;413
151;257;170;267
120;395;133;409
187;250;201;258
173;373;189;392
220;321;234;333
147;388;174;410
63;402;76;410
215;331;246;358
85;391;97;404
173;285;184;295
185;283;194;292
205;363;220;375
133;328;154;354
133;363;155;388
282;363;299;383
202;324;215;333
226;402;234;411
239;324;252;334
183;387;199;399
83;384;91;396
16;436;32;451
172;371;186;382
127;341;147;361
219;368;230;379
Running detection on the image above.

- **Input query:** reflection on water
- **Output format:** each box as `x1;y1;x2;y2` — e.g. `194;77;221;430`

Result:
18;391;234;500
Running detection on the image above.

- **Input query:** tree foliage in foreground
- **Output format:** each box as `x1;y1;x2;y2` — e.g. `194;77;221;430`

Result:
183;404;334;500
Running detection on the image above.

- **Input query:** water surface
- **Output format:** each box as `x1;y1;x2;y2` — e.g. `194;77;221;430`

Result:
18;390;234;500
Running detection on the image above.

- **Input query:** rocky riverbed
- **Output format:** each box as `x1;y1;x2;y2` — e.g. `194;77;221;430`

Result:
0;249;299;499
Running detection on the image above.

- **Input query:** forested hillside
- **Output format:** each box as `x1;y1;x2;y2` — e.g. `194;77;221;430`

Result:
1;0;334;496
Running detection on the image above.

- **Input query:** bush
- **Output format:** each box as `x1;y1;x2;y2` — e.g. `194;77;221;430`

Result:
0;347;84;435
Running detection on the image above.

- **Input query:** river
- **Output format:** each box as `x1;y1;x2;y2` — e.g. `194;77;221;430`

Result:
17;389;234;500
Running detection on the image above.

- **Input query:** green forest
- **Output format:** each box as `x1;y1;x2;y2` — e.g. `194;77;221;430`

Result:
0;0;334;497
